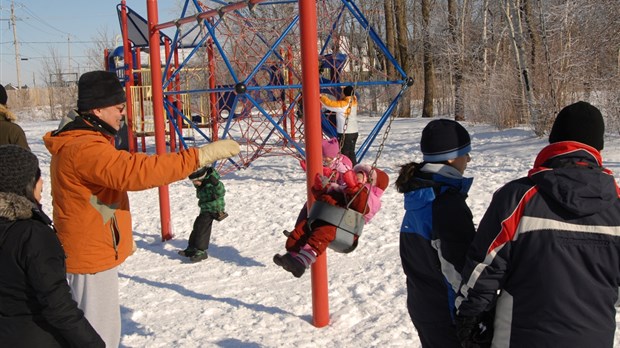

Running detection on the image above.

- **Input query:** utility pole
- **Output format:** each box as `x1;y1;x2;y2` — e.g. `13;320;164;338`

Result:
68;34;71;73
10;0;22;89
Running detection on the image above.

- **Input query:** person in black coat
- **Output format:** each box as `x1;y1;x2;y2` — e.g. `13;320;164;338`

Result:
456;102;620;348
395;119;482;348
0;144;103;348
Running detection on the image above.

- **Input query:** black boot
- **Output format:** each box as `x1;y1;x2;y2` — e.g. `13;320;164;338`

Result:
178;247;197;257
273;253;306;278
190;249;208;262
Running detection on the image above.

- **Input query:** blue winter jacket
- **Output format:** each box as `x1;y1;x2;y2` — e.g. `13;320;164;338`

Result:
456;141;620;348
400;163;475;325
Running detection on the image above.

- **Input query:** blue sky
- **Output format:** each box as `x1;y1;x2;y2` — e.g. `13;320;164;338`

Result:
0;1;178;87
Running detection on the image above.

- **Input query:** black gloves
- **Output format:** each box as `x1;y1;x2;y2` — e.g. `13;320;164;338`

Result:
455;311;494;348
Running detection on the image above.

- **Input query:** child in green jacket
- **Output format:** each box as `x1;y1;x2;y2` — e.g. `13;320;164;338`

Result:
178;167;228;262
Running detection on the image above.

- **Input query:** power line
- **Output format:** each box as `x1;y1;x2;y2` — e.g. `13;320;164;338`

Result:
21;3;71;36
2;40;103;44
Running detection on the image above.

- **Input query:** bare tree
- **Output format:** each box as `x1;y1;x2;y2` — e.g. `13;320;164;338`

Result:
447;0;465;121
85;26;117;72
40;47;77;120
394;0;413;117
384;0;397;79
421;0;435;118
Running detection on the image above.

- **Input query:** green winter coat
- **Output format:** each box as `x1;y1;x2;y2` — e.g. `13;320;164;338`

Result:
194;169;225;213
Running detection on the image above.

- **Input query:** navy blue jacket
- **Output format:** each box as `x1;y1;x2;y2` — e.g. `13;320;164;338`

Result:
0;192;103;348
399;163;475;325
457;141;620;348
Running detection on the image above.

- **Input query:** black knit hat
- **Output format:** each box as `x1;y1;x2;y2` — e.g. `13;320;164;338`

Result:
0;144;40;202
421;119;471;162
549;101;604;150
189;167;209;181
0;84;7;105
77;71;126;111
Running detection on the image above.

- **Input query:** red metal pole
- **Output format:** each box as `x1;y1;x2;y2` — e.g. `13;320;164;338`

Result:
207;36;219;140
147;0;173;241
164;39;176;153
104;48;109;70
135;48;145;152
174;45;183;151
287;45;295;141
120;0;136;153
299;0;329;328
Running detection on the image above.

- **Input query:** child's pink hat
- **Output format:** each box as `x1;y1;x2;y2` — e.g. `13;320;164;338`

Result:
321;137;339;158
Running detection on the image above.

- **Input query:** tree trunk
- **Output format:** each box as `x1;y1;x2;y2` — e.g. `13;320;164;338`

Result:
394;0;411;117
482;0;489;81
503;0;538;129
522;0;541;69
384;0;397;79
448;0;465;121
421;0;435;118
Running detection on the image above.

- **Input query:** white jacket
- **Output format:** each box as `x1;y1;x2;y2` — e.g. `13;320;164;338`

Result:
320;94;358;134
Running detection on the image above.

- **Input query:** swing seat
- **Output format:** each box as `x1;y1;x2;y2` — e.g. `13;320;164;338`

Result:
308;200;365;253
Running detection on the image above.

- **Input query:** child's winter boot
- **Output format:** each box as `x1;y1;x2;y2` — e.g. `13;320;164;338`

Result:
178;247;197;257
273;253;306;278
190;249;208;262
273;244;317;278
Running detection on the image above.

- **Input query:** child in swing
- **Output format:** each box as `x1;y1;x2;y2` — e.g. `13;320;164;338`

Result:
274;163;389;278
178;166;228;262
292;137;353;226
299;137;353;185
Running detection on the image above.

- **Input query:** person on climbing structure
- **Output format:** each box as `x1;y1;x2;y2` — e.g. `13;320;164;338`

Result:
178;166;228;262
274;163;389;278
394;119;484;348
320;85;359;166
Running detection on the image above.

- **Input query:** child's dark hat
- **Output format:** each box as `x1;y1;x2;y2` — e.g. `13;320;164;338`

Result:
549;101;604;150
189;167;209;181
77;71;126;111
421;119;471;162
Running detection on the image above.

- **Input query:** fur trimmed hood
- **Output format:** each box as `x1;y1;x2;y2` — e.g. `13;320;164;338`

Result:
0;104;17;122
0;192;33;221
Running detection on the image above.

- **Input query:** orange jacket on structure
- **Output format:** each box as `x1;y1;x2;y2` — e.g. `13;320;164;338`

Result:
43;129;200;274
319;94;358;134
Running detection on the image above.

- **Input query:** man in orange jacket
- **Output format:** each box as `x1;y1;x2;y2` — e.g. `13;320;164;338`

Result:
43;70;239;348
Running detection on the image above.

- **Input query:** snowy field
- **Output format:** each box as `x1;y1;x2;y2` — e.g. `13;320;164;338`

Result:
18;111;620;348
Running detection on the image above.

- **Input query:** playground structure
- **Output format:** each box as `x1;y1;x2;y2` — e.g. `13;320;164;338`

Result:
109;0;411;175
108;0;412;328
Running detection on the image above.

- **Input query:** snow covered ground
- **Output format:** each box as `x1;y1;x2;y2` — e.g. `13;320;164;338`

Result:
19;112;620;347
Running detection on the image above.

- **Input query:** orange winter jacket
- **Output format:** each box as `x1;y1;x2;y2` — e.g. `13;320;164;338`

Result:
43;128;199;274
319;94;358;134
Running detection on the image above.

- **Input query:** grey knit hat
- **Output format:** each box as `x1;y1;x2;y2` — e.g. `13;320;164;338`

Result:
0;145;40;202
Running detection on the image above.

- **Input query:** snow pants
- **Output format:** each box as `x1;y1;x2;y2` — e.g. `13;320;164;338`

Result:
66;266;120;348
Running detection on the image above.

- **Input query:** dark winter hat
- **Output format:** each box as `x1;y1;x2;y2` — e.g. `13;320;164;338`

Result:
77;71;126;111
421;119;471;162
189;167;209;181
0;144;40;201
549;101;604;150
0;84;7;105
